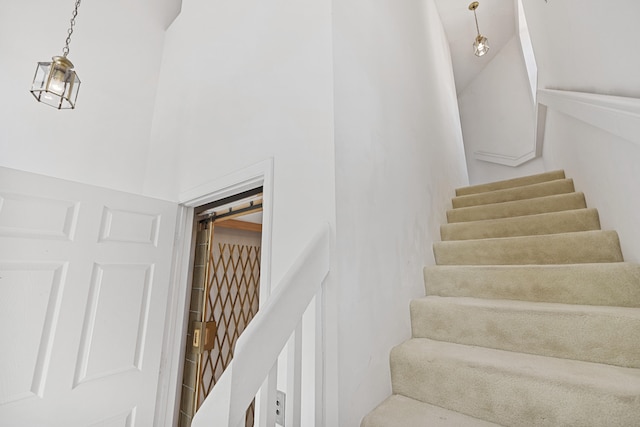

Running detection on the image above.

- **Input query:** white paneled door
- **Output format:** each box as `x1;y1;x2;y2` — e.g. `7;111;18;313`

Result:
0;167;178;426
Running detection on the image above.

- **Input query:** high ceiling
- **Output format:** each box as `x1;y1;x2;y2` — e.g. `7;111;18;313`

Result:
435;0;516;94
161;0;513;95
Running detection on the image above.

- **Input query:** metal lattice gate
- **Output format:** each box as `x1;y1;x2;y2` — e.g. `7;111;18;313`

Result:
200;240;261;419
178;221;261;427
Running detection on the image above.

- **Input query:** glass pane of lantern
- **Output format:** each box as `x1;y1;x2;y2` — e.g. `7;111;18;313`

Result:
31;62;51;90
65;71;81;109
30;62;52;103
30;62;81;109
474;36;489;57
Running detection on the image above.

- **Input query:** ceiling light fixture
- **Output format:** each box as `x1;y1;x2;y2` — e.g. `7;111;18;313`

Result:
30;0;82;110
469;1;489;57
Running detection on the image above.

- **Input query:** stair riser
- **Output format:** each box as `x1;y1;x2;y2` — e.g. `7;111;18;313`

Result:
452;179;575;209
423;264;640;308
447;192;587;223
441;208;600;241
411;298;640;368
433;231;623;265
456;170;566;196
391;343;640;427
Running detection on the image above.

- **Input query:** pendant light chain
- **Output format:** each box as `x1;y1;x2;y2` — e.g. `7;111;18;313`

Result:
62;0;82;57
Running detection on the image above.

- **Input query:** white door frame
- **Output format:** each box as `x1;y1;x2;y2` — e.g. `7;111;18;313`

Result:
154;158;275;427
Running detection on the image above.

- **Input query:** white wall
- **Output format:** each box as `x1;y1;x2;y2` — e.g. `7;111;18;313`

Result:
0;0;171;194
523;0;640;98
521;0;640;261
332;0;468;425
458;36;544;184
542;110;640;262
144;0;336;279
144;1;336;424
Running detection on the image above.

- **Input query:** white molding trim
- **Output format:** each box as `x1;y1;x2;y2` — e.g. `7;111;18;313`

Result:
534;101;547;159
179;158;273;207
157;158;275;426
474;149;537;167
474;89;640;167
154;204;196;427
516;0;537;104
537;89;640;147
179;157;275;298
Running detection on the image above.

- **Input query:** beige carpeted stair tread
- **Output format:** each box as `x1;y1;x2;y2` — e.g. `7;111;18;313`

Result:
433;230;623;265
364;171;640;427
440;208;600;241
455;170;565;196
361;395;501;427
447;192;587;223
451;179;575;209
423;263;640;307
391;339;640;427
410;296;640;368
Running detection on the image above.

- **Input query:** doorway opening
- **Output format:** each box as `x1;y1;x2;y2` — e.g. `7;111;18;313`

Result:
177;187;263;427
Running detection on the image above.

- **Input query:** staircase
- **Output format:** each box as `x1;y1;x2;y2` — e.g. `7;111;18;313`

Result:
361;170;640;426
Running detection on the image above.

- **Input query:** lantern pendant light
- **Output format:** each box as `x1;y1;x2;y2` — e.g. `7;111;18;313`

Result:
469;1;489;57
30;0;82;110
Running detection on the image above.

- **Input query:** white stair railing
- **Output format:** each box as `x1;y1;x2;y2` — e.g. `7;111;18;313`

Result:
191;224;331;427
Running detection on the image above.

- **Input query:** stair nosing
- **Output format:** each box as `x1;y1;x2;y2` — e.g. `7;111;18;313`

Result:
451;179;575;209
455;170;566;196
434;228;619;246
392;338;640;390
446;192;587;223
411;295;640;317
422;262;640;308
441;208;601;241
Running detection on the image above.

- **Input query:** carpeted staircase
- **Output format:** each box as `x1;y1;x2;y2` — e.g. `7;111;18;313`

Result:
361;170;640;426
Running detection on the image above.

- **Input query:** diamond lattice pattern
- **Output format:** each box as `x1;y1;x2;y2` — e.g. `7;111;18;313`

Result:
198;241;261;425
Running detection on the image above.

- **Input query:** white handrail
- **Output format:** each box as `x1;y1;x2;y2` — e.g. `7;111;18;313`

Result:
192;223;331;427
537;89;640;147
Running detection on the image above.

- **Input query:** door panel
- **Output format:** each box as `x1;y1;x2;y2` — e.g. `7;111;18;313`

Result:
0;167;178;426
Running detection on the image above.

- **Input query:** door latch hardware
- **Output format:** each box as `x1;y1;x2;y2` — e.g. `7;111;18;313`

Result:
192;321;215;353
